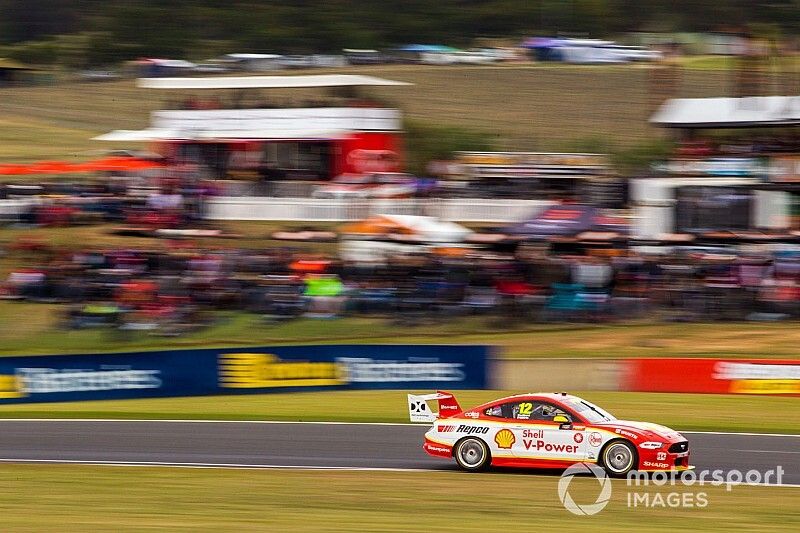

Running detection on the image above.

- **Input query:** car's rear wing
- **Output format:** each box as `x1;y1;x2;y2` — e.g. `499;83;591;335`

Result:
407;390;462;423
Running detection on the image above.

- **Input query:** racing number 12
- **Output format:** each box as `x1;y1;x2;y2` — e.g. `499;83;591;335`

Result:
518;402;533;416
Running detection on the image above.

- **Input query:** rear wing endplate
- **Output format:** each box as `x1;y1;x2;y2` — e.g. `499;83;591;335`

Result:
407;392;449;423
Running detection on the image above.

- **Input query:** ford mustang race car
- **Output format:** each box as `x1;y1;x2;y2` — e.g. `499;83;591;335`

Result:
408;391;692;476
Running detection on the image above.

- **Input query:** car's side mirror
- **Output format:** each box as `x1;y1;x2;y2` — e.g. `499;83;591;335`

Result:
553;415;572;430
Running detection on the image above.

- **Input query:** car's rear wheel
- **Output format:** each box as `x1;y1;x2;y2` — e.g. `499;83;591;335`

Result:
601;440;636;477
454;437;490;471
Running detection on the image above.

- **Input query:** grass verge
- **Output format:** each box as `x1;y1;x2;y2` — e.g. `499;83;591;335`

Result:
0;390;798;434
5;300;800;359
0;465;797;532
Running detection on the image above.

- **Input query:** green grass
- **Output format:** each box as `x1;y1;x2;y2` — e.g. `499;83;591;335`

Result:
0;390;797;433
0;465;796;532
0;222;340;258
6;300;800;359
0;63;761;164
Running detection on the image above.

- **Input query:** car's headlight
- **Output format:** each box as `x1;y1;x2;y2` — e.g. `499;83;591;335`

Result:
639;441;664;449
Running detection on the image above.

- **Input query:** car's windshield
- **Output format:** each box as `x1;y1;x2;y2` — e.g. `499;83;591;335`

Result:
565;397;616;423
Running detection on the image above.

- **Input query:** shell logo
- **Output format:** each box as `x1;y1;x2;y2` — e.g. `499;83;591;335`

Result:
495;429;516;449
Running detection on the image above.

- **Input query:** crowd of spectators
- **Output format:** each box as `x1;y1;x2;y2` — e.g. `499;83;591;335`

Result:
0;175;218;228
4;240;800;335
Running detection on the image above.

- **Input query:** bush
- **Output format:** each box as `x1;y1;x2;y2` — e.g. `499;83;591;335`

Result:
404;119;495;175
556;135;675;176
612;138;675;176
7;40;58;66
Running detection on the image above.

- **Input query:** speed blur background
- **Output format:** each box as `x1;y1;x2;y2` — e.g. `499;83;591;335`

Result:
0;1;799;531
5;1;800;331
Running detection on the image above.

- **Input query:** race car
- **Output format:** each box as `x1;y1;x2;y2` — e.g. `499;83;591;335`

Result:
409;391;692;476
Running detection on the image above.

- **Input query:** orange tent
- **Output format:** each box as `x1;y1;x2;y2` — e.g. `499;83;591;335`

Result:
0;164;32;175
27;161;74;174
0;157;163;175
339;214;472;243
339;215;415;236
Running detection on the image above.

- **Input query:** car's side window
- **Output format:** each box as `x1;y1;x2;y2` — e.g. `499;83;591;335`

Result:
483;405;503;417
529;402;573;422
511;401;535;419
484;401;575;421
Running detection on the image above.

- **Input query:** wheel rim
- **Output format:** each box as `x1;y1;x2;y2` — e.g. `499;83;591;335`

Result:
458;440;485;467
605;443;633;473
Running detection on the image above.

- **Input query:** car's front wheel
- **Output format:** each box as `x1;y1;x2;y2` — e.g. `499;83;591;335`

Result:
601;440;637;477
453;437;490;471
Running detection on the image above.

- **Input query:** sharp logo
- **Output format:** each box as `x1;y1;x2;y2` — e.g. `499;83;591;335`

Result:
456;425;489;435
437;425;456;432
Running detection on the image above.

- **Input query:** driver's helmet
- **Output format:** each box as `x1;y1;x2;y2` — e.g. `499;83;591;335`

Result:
540;405;555;418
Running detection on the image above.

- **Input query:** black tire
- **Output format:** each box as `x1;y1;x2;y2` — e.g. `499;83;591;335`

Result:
453;437;491;472
600;439;637;477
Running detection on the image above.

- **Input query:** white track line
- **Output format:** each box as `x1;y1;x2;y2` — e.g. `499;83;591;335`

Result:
0;418;417;426
735;449;800;454
0;458;798;488
682;430;800;438
0;458;437;473
0;419;797;437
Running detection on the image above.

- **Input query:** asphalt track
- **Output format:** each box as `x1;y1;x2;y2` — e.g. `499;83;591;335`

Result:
0;420;797;485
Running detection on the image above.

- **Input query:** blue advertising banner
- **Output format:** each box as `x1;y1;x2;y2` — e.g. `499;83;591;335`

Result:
0;344;489;404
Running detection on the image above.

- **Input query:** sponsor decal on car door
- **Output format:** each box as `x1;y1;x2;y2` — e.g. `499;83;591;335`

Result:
513;425;587;461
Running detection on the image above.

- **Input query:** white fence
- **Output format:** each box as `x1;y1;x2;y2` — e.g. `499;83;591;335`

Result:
204;197;553;223
0;198;39;220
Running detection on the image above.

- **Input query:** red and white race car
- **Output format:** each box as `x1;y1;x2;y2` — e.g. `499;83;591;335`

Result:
409;391;692;476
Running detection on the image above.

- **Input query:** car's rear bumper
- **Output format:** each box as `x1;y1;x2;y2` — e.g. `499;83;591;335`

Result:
423;438;452;458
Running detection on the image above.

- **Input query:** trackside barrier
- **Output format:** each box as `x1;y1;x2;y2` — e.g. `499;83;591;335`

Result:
623;358;800;396
5;350;791;404
0;345;489;404
490;359;624;391
204;197;553;222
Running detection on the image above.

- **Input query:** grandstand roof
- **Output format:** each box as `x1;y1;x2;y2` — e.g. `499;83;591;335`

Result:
651;96;800;128
138;74;412;90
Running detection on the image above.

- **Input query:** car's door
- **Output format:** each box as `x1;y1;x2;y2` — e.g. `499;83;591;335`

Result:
501;399;587;462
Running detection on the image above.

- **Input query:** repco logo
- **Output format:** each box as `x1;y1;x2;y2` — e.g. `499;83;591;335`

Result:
456;425;489;435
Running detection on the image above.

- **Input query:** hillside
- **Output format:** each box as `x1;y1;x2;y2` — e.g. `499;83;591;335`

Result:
0;63;748;164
